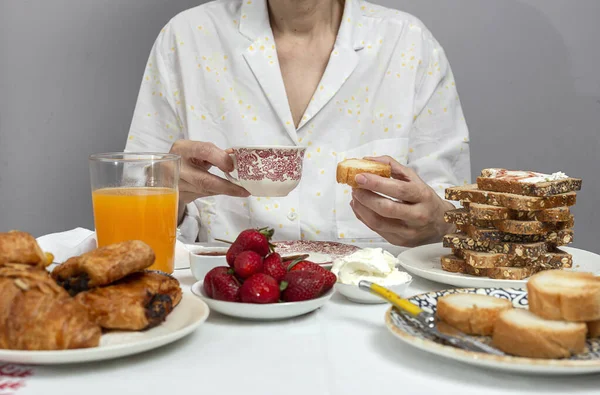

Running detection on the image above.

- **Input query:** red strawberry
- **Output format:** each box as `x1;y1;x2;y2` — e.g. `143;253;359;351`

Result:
203;266;231;298
288;260;337;293
263;253;286;282
280;270;326;302
211;272;242;302
226;227;275;267
234;251;264;279
240;273;280;304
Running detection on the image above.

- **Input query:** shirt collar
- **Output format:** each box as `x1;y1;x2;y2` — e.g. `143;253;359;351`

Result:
239;0;366;51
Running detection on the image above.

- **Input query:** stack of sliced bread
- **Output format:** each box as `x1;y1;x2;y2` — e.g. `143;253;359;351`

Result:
441;168;582;280
436;270;600;359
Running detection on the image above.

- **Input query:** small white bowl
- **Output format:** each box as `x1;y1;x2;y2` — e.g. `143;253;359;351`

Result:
189;245;229;282
335;278;412;304
190;281;334;320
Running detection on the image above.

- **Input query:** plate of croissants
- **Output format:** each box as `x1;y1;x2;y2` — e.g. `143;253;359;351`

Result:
0;231;209;364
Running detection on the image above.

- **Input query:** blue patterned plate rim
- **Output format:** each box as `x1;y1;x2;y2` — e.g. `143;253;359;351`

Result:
385;287;600;368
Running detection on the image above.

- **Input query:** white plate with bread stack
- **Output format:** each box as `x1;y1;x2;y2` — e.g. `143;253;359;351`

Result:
398;168;600;288
386;270;600;374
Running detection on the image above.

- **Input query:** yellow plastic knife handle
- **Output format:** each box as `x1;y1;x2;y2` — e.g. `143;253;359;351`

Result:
367;282;423;317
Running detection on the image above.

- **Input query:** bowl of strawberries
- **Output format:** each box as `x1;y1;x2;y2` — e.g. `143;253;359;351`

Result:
190;228;336;320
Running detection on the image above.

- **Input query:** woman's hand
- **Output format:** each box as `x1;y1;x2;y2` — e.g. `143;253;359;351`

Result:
170;140;250;219
350;156;455;247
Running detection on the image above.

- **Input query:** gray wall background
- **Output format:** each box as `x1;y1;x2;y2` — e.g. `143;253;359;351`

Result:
1;0;598;252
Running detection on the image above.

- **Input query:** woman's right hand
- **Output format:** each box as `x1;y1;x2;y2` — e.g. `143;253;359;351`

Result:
170;140;250;207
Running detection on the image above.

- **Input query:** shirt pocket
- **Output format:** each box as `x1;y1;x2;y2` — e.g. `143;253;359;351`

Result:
334;138;409;241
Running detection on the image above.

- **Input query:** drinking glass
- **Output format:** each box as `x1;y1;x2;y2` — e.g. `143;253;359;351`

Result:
89;152;180;273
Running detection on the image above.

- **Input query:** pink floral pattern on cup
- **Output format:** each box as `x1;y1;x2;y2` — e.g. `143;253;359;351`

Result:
235;148;306;182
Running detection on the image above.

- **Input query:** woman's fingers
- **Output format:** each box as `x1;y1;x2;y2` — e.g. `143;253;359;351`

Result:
354;173;426;203
180;164;249;198
352;189;428;225
171;140;234;173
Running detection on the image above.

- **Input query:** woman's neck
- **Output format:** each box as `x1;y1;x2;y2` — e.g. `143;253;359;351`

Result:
268;0;344;37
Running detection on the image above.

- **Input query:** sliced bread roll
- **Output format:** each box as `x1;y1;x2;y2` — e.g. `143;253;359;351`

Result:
436;293;512;335
527;270;600;322
336;159;391;188
588;321;600;338
492;309;587;359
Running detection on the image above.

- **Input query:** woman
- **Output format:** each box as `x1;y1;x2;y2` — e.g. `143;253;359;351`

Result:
126;0;470;246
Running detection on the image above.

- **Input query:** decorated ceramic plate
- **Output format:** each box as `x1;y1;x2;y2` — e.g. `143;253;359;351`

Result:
274;240;360;267
386;287;600;374
398;243;600;288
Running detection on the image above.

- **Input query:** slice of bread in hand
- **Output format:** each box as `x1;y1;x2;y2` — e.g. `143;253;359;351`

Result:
437;293;512;336
492;309;587;359
336;159;392;188
527;270;600;322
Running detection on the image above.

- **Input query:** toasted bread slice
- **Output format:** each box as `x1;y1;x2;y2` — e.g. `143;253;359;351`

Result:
492;309;587;359
493;217;574;236
440;254;536;279
443;233;550;259
464;202;572;222
446;185;577;211
437;294;512;336
588;321;600;338
443;208;494;227
462;250;509;269
456;225;573;245
527;270;600;322
440;254;468;273
477;168;582;197
336;159;392;188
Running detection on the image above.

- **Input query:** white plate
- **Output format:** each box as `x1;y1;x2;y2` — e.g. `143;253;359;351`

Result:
397;243;600;288
191;281;334;320
386;287;600;374
0;294;209;365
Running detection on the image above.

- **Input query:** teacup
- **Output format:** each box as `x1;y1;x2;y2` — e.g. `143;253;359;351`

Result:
225;146;306;197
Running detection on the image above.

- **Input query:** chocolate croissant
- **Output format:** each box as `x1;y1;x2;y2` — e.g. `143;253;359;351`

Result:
0;264;101;350
52;240;155;295
75;271;182;331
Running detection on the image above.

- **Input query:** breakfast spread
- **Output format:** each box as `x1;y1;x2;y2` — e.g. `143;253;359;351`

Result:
0;231;181;350
203;228;336;303
331;248;410;286
442;168;581;280
336;158;392;187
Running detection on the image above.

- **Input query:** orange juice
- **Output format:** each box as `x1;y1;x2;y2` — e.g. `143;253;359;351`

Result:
92;187;178;273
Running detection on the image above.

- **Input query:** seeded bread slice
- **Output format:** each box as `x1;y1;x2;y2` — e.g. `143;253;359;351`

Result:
440;254;536;280
443;208;493;227
446;185;577;211
492;217;574;236
456;225;574;245
436;294;513;336
477;168;582;197
527;270;600;322
443;233;550;259
492;309;587;359
463;202;572;222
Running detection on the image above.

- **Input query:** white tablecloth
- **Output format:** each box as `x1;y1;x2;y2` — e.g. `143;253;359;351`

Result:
5;269;600;395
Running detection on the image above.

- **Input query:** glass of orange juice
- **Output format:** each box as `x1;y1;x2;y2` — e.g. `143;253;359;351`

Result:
89;153;180;273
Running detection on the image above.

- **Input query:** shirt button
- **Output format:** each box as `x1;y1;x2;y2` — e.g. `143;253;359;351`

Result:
287;212;298;221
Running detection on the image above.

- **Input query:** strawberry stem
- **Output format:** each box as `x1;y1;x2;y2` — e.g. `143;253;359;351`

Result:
279;281;288;292
286;257;306;271
214;238;233;245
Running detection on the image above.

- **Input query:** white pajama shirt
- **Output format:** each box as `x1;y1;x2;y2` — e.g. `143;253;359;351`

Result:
125;0;471;243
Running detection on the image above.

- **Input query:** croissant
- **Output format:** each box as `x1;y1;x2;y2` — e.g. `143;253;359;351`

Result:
0;231;52;268
52;240;155;295
75;271;182;331
0;264;101;350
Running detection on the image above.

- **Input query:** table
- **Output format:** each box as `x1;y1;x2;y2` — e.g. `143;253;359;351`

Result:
6;270;600;395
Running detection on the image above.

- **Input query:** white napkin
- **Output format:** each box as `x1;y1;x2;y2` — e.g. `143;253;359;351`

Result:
37;228;97;263
36;228;191;268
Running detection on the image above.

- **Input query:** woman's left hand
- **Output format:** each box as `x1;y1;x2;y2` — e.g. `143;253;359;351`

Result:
350;156;456;247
